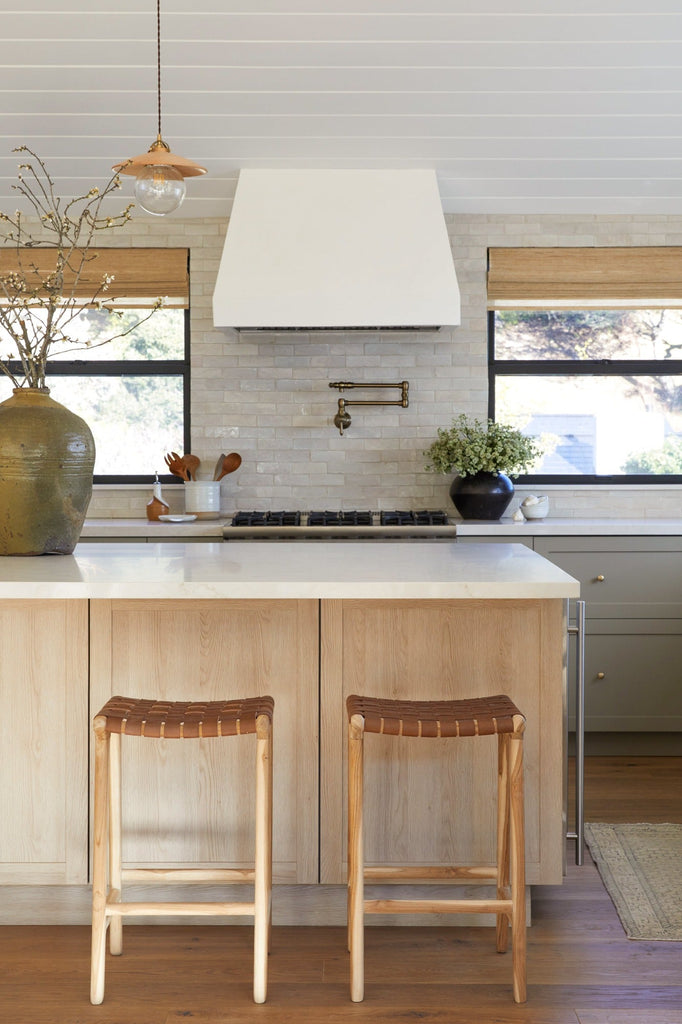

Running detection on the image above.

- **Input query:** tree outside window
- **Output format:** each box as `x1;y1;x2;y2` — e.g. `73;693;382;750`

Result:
490;309;682;481
0;305;188;481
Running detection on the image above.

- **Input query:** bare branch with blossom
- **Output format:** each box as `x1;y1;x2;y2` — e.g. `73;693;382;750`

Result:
0;147;158;390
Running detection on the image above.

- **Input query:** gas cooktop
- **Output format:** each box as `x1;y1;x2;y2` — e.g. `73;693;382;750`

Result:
224;510;457;540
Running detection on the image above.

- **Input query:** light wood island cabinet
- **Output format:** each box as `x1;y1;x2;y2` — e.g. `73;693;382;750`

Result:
320;598;566;887
0;600;88;884
0;542;577;921
90;599;319;884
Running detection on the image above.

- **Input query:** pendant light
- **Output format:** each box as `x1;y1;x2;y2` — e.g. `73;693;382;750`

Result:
113;0;206;215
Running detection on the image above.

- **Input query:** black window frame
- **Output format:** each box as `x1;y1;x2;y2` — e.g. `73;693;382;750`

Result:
7;307;191;485
487;308;682;485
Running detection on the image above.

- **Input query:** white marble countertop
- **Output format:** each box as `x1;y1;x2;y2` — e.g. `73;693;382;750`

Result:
456;517;682;536
0;541;579;600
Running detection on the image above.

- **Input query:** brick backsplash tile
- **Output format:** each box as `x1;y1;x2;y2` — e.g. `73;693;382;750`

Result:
69;211;682;518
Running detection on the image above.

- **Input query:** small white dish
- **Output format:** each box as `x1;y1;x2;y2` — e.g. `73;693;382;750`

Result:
158;514;197;523
520;495;549;520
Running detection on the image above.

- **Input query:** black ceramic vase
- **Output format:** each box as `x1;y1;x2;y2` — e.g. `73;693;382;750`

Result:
449;471;514;520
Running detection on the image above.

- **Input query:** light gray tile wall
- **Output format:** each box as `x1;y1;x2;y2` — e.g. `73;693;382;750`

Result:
87;213;682;518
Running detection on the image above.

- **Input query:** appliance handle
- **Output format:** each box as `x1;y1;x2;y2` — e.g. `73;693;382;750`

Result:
566;599;586;865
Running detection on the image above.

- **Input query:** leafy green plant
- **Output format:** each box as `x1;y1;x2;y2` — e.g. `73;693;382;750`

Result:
425;415;541;477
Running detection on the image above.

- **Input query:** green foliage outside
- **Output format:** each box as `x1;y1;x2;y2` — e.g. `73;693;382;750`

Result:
71;307;184;361
495;309;682;362
622;437;682;474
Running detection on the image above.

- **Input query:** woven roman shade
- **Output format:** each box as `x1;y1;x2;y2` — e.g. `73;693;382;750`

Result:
0;247;189;308
487;247;682;309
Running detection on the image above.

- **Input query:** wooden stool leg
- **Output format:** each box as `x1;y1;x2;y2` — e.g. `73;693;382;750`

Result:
253;714;272;1004
108;731;123;956
266;708;274;946
509;727;527;1004
348;714;365;1002
90;720;109;1005
496;732;511;953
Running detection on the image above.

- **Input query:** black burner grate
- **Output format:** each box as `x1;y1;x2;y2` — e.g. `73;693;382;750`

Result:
414;509;450;525
379;510;450;526
232;511;301;526
307;510;373;526
379;510;415;525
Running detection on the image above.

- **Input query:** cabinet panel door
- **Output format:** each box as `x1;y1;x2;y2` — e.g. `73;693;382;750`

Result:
573;620;682;732
534;537;682;618
320;598;566;887
90;599;319;883
0;600;88;883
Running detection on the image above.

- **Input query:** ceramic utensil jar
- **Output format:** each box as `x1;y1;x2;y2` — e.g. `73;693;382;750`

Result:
184;481;221;520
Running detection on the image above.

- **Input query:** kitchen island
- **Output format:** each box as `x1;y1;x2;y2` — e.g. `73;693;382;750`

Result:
0;541;578;924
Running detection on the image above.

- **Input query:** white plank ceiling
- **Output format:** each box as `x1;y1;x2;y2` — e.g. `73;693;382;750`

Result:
3;0;682;218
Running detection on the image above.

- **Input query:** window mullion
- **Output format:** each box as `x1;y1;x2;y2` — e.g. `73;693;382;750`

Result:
492;359;682;376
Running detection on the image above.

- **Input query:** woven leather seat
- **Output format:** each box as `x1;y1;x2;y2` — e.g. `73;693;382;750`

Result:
346;693;521;738
97;695;275;739
347;692;526;1005
90;694;274;1007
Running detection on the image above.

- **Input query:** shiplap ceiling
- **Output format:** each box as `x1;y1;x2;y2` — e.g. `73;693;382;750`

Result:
3;0;682;218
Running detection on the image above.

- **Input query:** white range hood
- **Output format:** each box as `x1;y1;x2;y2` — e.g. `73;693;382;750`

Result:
212;169;460;332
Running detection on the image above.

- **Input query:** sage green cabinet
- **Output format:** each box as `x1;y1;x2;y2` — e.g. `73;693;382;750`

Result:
533;536;682;619
534;536;682;733
579;622;682;731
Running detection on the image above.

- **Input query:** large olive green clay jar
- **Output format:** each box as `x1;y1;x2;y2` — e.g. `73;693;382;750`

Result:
0;388;95;555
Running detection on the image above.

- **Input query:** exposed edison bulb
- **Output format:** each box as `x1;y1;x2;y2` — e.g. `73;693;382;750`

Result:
134;164;186;216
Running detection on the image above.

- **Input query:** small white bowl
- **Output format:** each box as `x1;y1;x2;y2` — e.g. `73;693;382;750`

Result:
520;495;549;520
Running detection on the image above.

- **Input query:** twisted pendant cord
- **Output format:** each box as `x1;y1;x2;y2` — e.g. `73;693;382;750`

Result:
156;0;162;136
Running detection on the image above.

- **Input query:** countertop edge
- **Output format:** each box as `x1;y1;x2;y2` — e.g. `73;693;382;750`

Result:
0;541;579;601
81;517;682;539
0;583;580;600
455;517;682;536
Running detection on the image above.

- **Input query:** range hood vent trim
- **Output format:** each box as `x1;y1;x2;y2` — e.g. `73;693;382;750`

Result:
237;325;440;334
212;169;460;333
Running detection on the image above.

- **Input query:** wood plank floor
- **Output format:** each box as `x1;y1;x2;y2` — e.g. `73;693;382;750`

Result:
5;757;682;1024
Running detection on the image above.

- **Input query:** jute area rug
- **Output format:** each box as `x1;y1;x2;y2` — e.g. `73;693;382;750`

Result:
585;822;682;940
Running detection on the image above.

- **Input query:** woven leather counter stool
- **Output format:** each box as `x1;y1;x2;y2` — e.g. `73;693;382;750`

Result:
346;693;526;1004
90;695;274;1006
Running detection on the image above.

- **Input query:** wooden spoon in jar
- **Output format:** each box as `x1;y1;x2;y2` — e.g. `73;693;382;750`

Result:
182;453;200;481
215;452;242;481
164;451;189;481
212;453;227;481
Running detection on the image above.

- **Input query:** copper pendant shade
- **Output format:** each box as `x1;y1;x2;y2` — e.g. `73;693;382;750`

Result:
114;136;206;179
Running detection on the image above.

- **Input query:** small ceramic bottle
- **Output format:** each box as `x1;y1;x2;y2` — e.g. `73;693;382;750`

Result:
146;472;170;521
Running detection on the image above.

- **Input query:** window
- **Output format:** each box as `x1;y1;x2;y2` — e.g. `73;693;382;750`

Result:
0;248;190;482
488;247;682;483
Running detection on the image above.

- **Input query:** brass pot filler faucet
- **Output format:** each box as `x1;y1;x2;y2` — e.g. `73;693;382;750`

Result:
329;380;409;435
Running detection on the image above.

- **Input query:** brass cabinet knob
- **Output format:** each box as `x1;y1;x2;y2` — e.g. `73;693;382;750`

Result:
595;574;605;582
596;672;606;679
